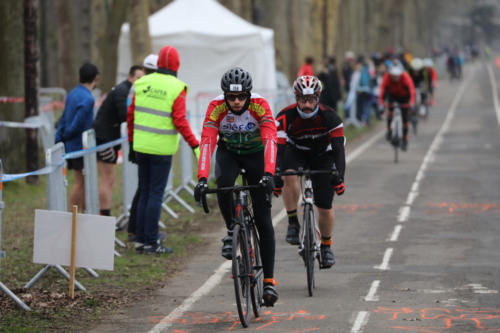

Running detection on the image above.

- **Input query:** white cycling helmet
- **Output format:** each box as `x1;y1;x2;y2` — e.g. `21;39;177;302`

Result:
389;64;403;76
423;58;433;68
294;75;322;96
411;58;423;71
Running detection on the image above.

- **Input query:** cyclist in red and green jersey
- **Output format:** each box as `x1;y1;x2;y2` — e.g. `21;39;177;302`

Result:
194;67;279;306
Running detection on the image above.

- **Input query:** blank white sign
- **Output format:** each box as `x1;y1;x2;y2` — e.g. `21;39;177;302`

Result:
33;209;115;270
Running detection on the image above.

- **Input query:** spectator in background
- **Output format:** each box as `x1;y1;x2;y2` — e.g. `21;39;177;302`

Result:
318;56;341;112
355;56;374;125
128;46;200;254
341;51;355;95
55;63;99;212
127;54;158;242
297;56;315;77
92;65;145;216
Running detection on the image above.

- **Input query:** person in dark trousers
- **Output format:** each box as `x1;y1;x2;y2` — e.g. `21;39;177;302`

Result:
127;46;200;255
127;54;158;242
318;56;341;112
56;63;99;212
93;65;144;217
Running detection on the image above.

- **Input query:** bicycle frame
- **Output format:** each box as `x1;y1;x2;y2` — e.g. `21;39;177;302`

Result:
200;172;264;327
299;177;321;267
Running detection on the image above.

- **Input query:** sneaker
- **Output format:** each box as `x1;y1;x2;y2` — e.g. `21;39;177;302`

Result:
262;285;279;307
143;241;173;255
128;233;137;242
320;246;335;269
286;222;300;245
135;242;144;253
401;140;408;151
221;235;232;260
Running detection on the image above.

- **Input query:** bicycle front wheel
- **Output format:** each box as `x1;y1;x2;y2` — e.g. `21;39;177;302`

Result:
232;224;251;327
304;204;315;296
249;223;263;317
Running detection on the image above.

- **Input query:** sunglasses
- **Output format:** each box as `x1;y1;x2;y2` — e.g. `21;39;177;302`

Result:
296;95;319;103
226;93;248;102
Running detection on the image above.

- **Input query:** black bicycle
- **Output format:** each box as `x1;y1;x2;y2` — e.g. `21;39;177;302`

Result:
277;168;338;296
200;172;264;327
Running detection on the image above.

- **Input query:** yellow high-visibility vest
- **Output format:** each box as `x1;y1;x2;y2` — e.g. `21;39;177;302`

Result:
132;72;187;155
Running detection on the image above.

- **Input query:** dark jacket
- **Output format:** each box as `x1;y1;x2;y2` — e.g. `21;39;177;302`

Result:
55;84;95;153
92;80;131;142
318;68;341;110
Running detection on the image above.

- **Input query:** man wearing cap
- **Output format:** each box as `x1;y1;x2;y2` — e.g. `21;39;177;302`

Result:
92;65;144;216
126;54;159;242
128;45;200;254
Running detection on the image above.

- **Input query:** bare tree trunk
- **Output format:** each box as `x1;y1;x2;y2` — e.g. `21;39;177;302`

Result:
24;0;39;184
0;0;25;173
287;0;298;79
56;0;76;92
129;0;152;66
98;0;129;93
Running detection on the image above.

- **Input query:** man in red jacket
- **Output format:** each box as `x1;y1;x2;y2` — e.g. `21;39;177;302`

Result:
127;46;199;255
379;65;415;151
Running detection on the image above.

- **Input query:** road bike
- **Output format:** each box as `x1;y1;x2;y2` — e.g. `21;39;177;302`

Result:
389;102;404;163
277;168;338;296
200;171;264;327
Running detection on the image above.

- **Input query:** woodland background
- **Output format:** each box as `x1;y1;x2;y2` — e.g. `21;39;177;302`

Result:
1;0;499;173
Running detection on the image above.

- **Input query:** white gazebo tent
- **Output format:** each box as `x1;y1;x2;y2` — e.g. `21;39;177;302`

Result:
117;0;277;133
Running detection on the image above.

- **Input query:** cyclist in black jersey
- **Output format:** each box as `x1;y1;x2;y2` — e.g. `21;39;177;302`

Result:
274;75;346;268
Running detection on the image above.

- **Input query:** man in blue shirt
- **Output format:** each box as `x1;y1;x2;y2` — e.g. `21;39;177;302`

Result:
56;63;99;212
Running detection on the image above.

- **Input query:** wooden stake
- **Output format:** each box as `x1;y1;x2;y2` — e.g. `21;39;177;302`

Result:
69;205;78;299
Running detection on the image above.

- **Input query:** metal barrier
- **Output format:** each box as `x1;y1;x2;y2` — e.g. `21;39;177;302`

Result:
0;160;31;310
116;123;137;229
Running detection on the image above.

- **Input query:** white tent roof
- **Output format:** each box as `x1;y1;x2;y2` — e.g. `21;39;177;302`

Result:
118;0;276;93
118;0;277;134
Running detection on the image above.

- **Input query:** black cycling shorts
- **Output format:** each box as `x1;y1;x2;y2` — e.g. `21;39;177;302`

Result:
283;144;335;209
96;138;120;164
67;157;84;171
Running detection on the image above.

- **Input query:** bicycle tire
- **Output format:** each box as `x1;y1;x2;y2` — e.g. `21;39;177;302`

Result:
232;224;251;327
249;223;263;317
304;204;315;296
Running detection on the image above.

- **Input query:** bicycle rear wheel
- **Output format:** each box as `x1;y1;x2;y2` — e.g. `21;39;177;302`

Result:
232;224;251;327
304;204;315;296
249;223;263;317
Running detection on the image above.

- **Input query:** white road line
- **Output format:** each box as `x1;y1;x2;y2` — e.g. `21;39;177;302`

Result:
397;206;411;222
149;125;385;332
374;248;393;270
351;311;370;333
388;224;402;242
487;64;500;128
346;130;385;164
350;67;472;333
405;191;418;206
364;280;380;301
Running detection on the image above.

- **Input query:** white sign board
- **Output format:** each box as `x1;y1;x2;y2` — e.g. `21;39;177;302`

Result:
33;209;115;270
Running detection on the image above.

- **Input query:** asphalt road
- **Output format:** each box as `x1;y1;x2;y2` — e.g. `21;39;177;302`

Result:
90;61;500;333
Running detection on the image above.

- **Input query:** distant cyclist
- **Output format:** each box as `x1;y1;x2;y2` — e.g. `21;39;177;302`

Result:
274;75;346;269
423;58;437;106
194;67;279;306
379;64;415;151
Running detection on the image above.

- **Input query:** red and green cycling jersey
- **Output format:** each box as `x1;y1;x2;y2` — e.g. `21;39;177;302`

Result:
197;93;277;180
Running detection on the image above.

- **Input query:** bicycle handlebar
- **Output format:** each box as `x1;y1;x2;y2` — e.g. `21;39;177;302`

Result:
200;183;263;214
276;168;339;178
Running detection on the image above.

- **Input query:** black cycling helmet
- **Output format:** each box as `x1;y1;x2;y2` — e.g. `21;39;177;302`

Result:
221;67;253;93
